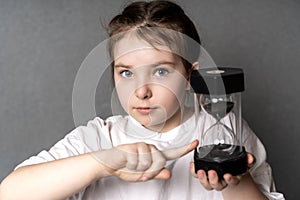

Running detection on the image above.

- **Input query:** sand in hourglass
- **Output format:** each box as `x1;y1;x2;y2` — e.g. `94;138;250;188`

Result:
194;144;247;179
202;101;234;119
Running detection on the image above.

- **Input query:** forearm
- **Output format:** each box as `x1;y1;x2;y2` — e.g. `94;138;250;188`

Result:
222;173;268;200
0;153;107;200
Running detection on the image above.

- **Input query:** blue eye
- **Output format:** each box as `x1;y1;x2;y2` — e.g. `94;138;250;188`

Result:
154;68;169;77
120;70;133;78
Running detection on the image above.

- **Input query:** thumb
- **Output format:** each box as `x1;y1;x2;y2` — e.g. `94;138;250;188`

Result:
162;140;199;160
247;153;256;168
154;168;172;180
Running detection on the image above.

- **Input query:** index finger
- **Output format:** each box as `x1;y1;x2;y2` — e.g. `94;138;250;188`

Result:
162;140;199;160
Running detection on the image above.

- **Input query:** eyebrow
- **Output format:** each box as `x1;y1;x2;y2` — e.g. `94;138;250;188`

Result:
114;64;132;69
114;61;177;69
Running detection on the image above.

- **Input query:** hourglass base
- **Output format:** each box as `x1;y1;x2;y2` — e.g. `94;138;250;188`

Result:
194;144;247;180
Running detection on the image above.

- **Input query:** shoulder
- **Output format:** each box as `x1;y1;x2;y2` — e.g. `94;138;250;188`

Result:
240;120;273;164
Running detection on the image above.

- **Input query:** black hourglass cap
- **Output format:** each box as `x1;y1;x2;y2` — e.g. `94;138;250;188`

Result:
190;67;245;95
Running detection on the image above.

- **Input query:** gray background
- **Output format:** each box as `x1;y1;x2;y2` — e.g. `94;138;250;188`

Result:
0;0;298;199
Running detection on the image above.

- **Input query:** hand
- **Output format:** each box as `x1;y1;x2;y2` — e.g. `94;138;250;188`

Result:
91;140;199;182
190;153;256;191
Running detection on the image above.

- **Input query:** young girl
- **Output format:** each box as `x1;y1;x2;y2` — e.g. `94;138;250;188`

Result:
0;1;284;199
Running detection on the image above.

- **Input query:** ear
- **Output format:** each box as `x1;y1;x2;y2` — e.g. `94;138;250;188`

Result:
185;62;200;90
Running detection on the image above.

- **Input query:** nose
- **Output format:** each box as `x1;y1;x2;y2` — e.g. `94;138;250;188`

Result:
135;84;152;100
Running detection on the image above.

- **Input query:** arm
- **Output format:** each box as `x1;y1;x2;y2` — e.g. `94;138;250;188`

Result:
0;140;198;200
0;153;103;200
222;173;268;200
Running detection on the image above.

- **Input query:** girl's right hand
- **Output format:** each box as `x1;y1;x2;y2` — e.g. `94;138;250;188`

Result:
91;140;198;182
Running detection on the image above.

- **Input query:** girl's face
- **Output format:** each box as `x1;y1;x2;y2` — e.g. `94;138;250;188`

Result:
113;37;190;132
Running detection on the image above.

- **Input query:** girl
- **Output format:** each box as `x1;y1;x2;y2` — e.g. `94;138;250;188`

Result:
0;1;284;199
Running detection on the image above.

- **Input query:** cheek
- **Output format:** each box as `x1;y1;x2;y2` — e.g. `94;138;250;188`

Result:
114;80;134;110
159;78;187;103
155;85;186;109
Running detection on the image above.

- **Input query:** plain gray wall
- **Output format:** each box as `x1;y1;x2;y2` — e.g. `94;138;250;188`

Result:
0;0;298;199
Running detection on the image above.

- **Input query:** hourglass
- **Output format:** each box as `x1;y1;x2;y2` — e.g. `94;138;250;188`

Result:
190;67;247;179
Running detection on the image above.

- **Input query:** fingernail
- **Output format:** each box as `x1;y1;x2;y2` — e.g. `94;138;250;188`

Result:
199;171;204;179
142;176;148;182
208;172;215;179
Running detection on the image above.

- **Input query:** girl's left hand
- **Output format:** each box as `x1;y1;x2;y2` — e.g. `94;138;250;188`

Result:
190;153;256;191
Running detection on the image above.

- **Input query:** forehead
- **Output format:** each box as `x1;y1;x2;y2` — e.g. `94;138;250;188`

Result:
113;33;173;60
114;49;180;69
113;34;180;66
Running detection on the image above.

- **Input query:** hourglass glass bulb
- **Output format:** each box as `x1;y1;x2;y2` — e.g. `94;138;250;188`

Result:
201;94;234;120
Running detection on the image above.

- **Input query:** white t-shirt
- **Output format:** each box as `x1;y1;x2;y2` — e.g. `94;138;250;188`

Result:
16;113;285;200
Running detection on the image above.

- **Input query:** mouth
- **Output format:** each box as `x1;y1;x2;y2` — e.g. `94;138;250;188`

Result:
134;107;157;115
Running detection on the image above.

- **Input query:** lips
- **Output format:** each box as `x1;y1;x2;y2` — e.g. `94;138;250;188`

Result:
134;107;156;115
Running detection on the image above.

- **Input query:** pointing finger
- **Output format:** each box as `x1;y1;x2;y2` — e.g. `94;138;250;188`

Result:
162;140;198;160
